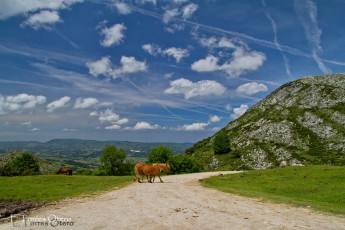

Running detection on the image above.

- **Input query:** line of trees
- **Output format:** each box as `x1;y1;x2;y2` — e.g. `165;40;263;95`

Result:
0;144;205;177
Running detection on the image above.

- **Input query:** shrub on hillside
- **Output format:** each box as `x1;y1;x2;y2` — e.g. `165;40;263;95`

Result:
147;146;173;163
168;154;203;174
213;133;231;155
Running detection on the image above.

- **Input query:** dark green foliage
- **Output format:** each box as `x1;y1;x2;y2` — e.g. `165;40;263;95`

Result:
99;145;132;176
0;163;20;176
168;154;203;174
147;146;173;163
213;133;230;154
12;153;40;175
77;169;93;175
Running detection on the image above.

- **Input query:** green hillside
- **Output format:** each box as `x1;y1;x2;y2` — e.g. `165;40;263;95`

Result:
0;139;193;170
187;74;345;170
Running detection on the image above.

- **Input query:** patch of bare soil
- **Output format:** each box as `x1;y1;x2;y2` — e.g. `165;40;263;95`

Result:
0;201;47;222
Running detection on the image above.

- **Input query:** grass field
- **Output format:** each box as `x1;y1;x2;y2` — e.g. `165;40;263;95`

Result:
0;175;133;202
202;165;345;215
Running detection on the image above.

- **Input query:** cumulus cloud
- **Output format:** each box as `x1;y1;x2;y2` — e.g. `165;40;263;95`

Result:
21;121;32;126
231;104;248;119
176;114;221;131
192;37;266;78
209;115;221;123
86;56;113;78
100;23;126;47
0;0;83;20
163;8;180;24
86;56;146;78
114;1;131;15
130;121;160;130
74;97;99;109
46;96;70;112
164;78;226;99
163;3;198;23
105;124;121;130
118;56;147;74
97;109;129;129
182;3;198;19
0;93;46;115
142;44;189;63
236;82;268;95
21;10;62;30
177;122;208;131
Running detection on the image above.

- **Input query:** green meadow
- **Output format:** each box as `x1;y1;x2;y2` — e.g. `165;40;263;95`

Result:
202;165;345;215
0;175;133;202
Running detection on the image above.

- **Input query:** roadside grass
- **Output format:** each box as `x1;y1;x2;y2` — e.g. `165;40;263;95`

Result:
202;165;345;215
0;175;133;202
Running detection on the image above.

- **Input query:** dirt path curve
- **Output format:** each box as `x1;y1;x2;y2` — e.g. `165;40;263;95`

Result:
2;171;345;230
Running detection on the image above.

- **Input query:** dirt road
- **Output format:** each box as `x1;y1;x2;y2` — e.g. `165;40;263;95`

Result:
1;171;345;230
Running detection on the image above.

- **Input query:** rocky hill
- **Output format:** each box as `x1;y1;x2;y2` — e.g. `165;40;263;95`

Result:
188;74;345;170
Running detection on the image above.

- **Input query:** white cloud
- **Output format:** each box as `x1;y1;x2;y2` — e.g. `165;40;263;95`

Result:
31;128;40;131
192;37;266;78
294;0;330;73
0;93;46;115
164;78;226;99
182;3;198;19
119;56;147;74
21;121;32;126
89;111;98;116
0;0;83;20
105;124;121;130
236;82;268;95
98;109;120;123
137;0;156;5
142;44;160;56
86;56;147;78
21;10;62;30
114;2;131;15
86;56;113;78
131;121;160;130
74;97;99;109
97;109;129;128
100;23;126;47
142;44;189;63
163;47;189;63
231;104;248;119
163;3;198;23
163;8;179;24
191;55;219;72
209;115;221;123
46;96;70;112
177;122;208;131
225;104;232;111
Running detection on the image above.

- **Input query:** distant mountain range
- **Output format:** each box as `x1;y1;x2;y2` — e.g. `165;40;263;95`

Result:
0;139;193;170
188;74;345;170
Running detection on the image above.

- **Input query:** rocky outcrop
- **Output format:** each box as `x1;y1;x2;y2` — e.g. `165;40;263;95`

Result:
191;74;345;170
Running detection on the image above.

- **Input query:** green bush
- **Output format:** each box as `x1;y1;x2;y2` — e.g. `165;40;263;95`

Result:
99;145;132;176
213;133;230;154
147;146;173;163
168;154;203;174
12;152;40;176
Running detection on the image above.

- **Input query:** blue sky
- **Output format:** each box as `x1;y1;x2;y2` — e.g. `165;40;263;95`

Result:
0;0;345;143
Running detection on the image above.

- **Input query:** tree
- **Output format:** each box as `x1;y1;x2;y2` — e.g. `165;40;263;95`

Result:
99;145;131;176
168;154;203;174
213;133;230;154
12;152;40;175
147;146;173;163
